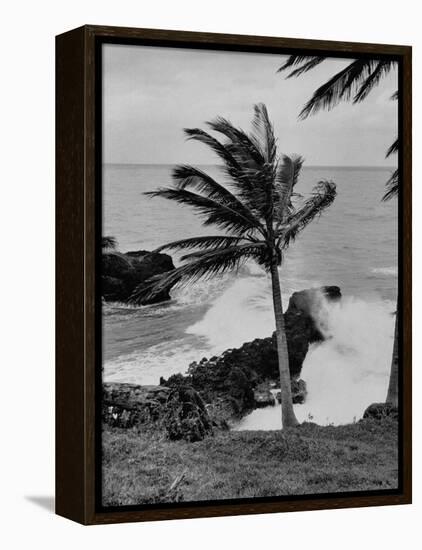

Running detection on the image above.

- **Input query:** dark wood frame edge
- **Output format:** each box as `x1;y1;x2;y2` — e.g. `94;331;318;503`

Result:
56;25;412;525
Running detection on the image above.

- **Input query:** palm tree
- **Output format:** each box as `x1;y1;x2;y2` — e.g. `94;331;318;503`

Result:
278;57;399;405
131;103;337;429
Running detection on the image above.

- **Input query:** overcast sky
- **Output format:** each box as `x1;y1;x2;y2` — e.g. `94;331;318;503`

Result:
103;44;398;167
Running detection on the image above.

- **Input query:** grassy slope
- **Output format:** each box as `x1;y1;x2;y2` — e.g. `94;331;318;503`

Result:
102;417;398;506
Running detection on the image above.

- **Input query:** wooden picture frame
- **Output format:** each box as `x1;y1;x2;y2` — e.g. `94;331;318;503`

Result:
56;25;412;525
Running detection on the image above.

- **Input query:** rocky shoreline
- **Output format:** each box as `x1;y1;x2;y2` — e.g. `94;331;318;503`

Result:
102;247;176;305
102;270;342;440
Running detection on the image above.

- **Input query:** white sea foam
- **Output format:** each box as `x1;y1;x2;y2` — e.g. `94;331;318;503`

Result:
236;295;395;429
104;337;207;385
371;266;398;276
185;267;322;353
103;267;307;385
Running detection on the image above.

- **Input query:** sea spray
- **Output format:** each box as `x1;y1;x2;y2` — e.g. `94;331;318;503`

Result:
236;295;395;429
186;265;315;351
186;275;276;349
104;266;324;386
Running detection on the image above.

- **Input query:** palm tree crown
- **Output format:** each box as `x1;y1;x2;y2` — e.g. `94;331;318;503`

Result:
130;104;336;303
278;56;398;200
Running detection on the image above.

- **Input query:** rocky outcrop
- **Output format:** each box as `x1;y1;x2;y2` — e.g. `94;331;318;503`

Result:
254;389;276;408
284;285;341;376
102;382;213;442
101;250;176;305
104;286;341;431
103;383;171;427
159;285;340;422
362;402;399;421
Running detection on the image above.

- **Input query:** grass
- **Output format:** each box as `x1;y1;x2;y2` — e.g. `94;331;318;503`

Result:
102;417;398;506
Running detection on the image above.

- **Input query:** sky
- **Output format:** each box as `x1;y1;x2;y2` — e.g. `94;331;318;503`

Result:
103;44;398;167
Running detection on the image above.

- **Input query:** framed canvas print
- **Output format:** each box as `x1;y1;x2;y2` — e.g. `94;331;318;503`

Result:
56;25;412;525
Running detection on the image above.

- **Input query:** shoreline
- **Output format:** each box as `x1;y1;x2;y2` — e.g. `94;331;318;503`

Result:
102;286;340;434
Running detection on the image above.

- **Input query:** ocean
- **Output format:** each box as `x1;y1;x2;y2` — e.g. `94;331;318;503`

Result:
102;163;398;426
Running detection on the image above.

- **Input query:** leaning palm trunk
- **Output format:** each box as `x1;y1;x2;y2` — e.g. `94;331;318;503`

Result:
270;259;299;426
386;309;399;406
131;104;336;429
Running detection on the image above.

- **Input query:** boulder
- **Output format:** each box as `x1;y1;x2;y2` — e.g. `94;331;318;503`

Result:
101;249;176;305
362;402;399;421
102;382;212;442
284;286;341;376
102;383;170;428
287;286;341;316
254;389;276;408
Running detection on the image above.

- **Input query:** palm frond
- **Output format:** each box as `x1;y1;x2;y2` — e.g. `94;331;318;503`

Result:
129;243;267;304
153;235;246;253
207;117;265;166
274;154;304;222
187;106;281;223
184;127;256;196
177;240;264;262
205;110;278;219
279;180;337;246
277;55;326;75
353;61;394;103
102;236;117;250
145;187;263;236
172;164;262;224
382;169;399;201
386;138;399;158
298;59;378;118
391;90;399;100
250;103;277;164
184;127;242;174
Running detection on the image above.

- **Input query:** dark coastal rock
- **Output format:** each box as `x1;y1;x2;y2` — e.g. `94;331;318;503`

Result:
362;402;399;421
163;364;256;423
287;286;341;315
102;383;171;428
102;382;212;442
284;286;341;376
254;389;276;408
163;386;213;442
101;249;176;305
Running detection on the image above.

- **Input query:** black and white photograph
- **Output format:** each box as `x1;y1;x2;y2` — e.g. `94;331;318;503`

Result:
100;43;400;507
